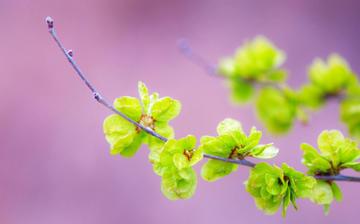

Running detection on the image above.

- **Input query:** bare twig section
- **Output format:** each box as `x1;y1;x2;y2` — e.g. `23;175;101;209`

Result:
45;16;167;141
177;39;219;77
46;17;360;183
314;174;360;182
203;154;256;168
177;39;286;91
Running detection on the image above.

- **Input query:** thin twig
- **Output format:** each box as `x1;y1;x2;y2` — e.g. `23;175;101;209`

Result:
46;16;360;182
203;154;255;168
45;16;167;142
177;39;219;77
314;174;360;182
177;39;287;90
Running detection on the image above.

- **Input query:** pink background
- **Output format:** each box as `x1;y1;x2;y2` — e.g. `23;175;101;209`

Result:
1;0;360;223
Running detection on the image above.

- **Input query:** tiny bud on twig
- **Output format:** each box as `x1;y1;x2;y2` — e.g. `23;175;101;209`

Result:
45;16;54;29
67;49;73;57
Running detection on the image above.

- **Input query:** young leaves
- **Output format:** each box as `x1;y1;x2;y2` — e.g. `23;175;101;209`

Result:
218;36;286;80
309;181;342;215
308;54;356;95
218;36;287;104
256;87;298;133
301;130;360;175
245;163;316;217
215;36;360;139
200;118;278;181
301;130;360;212
154;135;202;200
341;98;360;139
103;82;181;157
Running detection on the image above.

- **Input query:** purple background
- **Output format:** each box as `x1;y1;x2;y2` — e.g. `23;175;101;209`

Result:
1;0;360;223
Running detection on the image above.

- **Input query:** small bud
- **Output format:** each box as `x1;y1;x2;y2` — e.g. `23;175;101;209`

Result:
67;49;73;57
94;92;101;100
45;16;54;29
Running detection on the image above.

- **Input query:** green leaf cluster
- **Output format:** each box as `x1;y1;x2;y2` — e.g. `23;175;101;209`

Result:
103;82;181;157
217;36;360;139
255;87;300;133
301;130;360;212
245;163;316;216
341;98;360;138
299;54;358;109
200;118;278;181
218;36;287;104
301;130;360;175
154;135;202;200
309;181;342;214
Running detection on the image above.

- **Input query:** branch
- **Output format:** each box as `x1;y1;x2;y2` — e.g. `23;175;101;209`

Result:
46;16;360;182
45;16;167;142
203;154;255;168
314;174;360;182
177;39;219;77
45;16;253;165
177;39;287;90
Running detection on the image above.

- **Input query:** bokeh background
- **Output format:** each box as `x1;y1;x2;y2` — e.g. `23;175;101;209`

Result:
1;0;360;223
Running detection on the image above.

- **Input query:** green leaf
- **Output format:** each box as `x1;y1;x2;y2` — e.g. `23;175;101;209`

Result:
302;130;360;177
161;168;197;200
118;132;146;157
251;145;279;159
201;160;238;182
300;143;331;174
150;97;181;122
310;181;333;206
157;135;201;171
317;130;344;157
340;99;360;139
233;36;285;78
228;79;254;104
246;163;315;216
216;118;243;135
173;153;190;170
256;87;297;134
138;81;150;111
308;54;355;94
297;84;324;109
331;182;343;202
200;136;235;159
341;161;360;171
113;96;142;121
201;119;277;161
267;69;287;82
246;127;262;147
103;114;139;156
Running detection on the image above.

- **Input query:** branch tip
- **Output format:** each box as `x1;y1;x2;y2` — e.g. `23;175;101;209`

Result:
45;16;54;29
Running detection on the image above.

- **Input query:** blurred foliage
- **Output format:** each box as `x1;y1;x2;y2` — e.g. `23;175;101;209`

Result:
218;37;360;138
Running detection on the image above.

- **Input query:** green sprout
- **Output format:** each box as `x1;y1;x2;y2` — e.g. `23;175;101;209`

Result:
154;135;202;200
245;163;316;217
301;130;360;212
200;118;278;181
103;82;181;157
218;36;287;104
